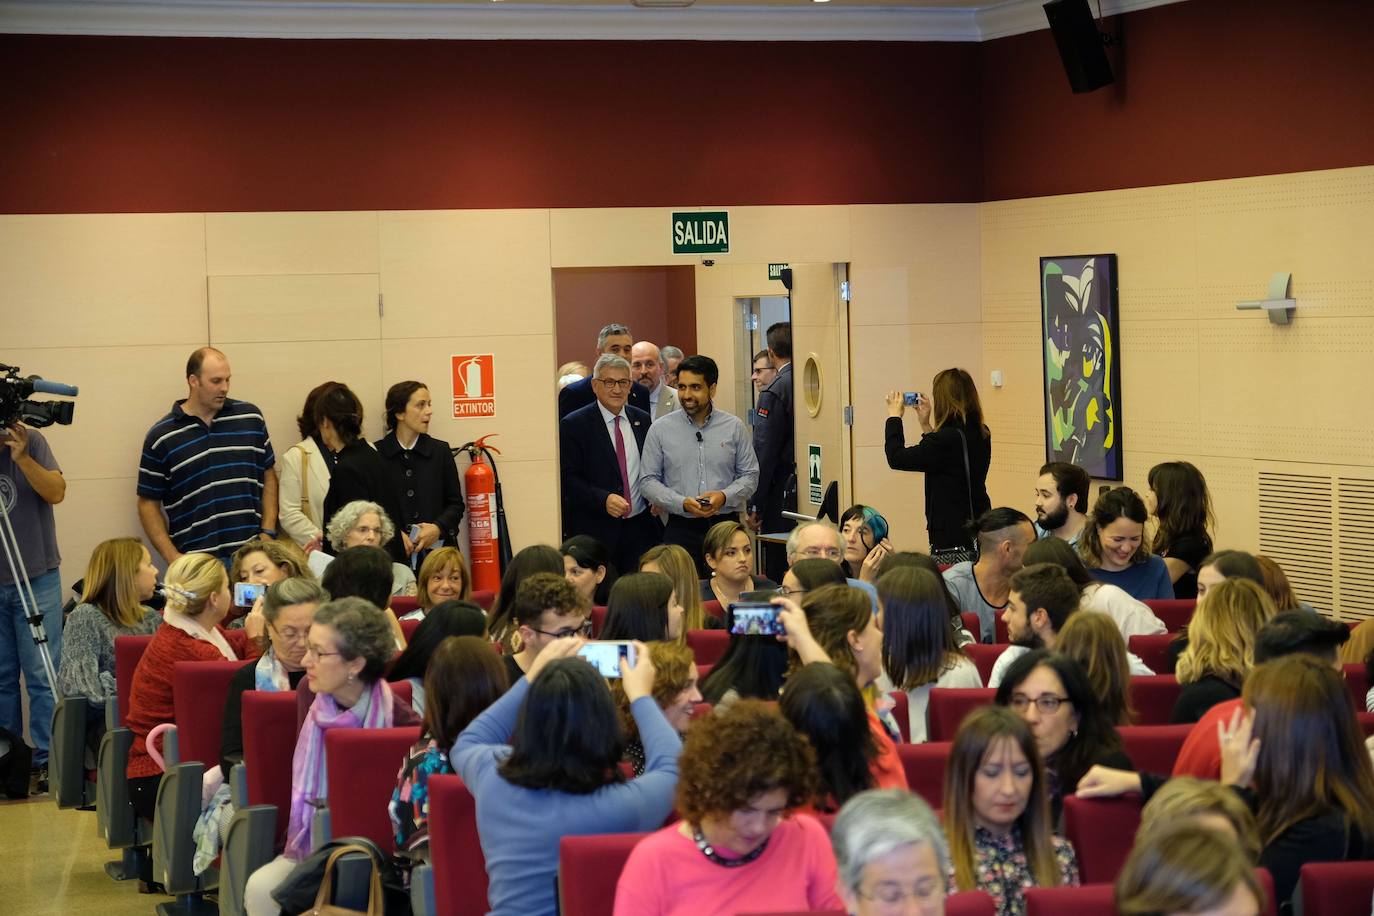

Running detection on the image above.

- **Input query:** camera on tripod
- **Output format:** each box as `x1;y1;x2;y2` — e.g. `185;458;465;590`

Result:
0;364;78;429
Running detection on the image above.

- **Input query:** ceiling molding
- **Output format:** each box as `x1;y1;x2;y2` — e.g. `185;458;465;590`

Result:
0;0;1189;42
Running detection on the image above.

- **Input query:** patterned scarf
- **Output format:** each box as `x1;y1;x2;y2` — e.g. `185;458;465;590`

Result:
253;648;292;692
284;679;395;860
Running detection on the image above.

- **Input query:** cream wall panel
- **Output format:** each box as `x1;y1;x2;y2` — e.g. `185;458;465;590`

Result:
205;212;379;276
209;274;381;343
0;214;207;349
52;477;147;587
848;323;983;439
378;210;553;339
476;458;561;551
850;204;982;326
702;206;850;267
986;439;1044;514
854;443;929;552
380;334;557;464
550;208;681;267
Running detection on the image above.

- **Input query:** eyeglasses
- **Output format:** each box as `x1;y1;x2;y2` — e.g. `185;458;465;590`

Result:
529;620;593;639
796;546;842;560
777;586;807;597
857;881;943;905
1009;693;1071;714
594;378;633;390
270;623;309;644
304;645;342;660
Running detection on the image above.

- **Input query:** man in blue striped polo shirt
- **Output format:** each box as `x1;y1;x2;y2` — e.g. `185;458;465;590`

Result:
137;347;278;562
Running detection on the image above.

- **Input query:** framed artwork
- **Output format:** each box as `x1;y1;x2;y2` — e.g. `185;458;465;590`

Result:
1040;254;1122;480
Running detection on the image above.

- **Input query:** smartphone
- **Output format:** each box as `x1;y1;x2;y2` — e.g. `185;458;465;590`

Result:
234;582;266;607
903;392;923;407
578;641;637;679
728;601;784;637
697;497;713;508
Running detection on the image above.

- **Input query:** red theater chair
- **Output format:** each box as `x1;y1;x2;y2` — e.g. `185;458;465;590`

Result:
960;612;981;644
391;596;421;618
947;892;997;916
399;616;422;643
994;616;1009;645
1127;675;1182;725
1119;724;1192;774
591;605;608;637
1024;883;1115;915
927;689;996;742
888;691;910;743
1358;712;1374;737
559;832;649;916
1128;633;1178;675
1143;598;1195;632
965;644;1007;686
1344;663;1369;710
896;742;951;810
324;727;422;854
424;775;488;916
703;599;724;622
1298;861;1374;916
686;629;729;666
472;589;496;611
1061;795;1143;884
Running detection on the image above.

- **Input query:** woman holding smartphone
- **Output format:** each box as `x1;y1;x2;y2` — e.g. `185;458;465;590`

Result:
375;380;464;560
884;370;991;564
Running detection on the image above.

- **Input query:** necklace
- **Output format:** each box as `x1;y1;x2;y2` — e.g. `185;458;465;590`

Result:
692;825;769;868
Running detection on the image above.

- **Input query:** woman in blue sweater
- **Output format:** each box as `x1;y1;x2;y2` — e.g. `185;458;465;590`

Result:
1077;487;1174;601
452;637;681;916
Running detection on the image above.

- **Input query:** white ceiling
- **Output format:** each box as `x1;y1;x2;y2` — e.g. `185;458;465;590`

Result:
0;0;1187;42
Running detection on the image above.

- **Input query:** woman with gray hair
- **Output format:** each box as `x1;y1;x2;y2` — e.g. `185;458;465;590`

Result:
831;789;950;915
243;597;420;915
310;499;417;597
219;577;330;775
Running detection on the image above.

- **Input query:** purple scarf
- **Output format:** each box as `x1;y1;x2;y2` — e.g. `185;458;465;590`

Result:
285;679;395;860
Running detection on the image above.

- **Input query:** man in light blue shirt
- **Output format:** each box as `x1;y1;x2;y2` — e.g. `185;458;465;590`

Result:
640;355;758;574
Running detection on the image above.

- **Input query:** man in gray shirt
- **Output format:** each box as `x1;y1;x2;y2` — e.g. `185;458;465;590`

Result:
640;355;758;574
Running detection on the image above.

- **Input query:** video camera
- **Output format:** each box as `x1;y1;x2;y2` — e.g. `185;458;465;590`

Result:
0;364;78;429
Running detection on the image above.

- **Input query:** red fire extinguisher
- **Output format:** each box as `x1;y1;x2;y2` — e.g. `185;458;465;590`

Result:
461;435;504;593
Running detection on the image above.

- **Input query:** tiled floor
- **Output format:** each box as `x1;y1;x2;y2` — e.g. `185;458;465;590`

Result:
0;795;158;915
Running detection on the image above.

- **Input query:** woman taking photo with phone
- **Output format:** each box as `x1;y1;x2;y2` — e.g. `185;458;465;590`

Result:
884;369;991;564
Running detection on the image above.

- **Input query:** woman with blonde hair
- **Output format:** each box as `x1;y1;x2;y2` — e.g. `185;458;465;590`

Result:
409;546;472;619
1171;578;1275;723
943;705;1077;916
1137;776;1261;863
1055;611;1136;726
641;543;716;632
230;539;312;588
1116;822;1262;916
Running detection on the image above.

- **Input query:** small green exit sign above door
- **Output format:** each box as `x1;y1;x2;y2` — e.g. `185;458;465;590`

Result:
768;263;789;280
672;211;730;255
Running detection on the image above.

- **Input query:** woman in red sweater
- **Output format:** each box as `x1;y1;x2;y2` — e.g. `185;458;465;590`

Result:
125;553;259;820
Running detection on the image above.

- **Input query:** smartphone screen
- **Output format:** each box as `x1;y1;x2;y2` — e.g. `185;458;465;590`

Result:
577;641;637;679
903;392;922;406
728;602;784;637
234;582;266;607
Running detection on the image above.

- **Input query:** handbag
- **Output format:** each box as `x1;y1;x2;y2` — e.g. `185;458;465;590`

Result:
309;844;381;916
929;429;979;567
271;837;409;916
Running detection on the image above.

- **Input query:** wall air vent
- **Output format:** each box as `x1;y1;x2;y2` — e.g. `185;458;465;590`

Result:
1257;471;1334;615
1337;477;1374;620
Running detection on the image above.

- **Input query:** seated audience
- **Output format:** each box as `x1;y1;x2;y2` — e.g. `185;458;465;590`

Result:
455;638;678;916
500;572;590;686
220;577;328;774
408;546;472;619
602;572;685;642
613;640;701;776
1022;536;1166;638
1032;461;1089;546
244;598;419;915
1254;553;1316;614
318;544;409;647
230;539;312;590
995;649;1129;820
701;520;777;606
391;635;509;862
641;542;717;631
786;520;883;617
943;508;1036;644
319;500;417;597
831;789;950;916
1137;777;1261;863
485;544;565;649
943;706;1078;916
1146;461;1215;600
839;503;895;583
613;700;840;915
1054;611;1137;726
562;535;615;606
1116;822;1263;916
1077;487;1174;601
1171;579;1274;724
875;566;982;742
386;601;487;714
780;556;848;599
698;624;790;710
318;383;407;565
879;550;973;643
1195;548;1265;600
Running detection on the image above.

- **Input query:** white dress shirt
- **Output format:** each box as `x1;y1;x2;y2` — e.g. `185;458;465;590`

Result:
597;401;646;515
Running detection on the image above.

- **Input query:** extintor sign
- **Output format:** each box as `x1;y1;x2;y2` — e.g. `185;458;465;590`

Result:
451;354;496;418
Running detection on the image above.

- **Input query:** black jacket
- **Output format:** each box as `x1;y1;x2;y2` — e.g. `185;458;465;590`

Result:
750;362;794;518
559;374;650;419
374;432;465;545
322;439;407;564
884;416;991;549
560;401;652;548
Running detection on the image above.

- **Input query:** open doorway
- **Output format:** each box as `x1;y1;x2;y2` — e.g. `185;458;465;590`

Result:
734;295;791;425
553;266;697;379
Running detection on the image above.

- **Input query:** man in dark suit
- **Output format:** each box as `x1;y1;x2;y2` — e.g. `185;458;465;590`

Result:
560;354;662;574
558;322;651;418
748;321;795;581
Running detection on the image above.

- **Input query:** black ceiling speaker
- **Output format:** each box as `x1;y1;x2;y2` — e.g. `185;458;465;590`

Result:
1044;0;1115;93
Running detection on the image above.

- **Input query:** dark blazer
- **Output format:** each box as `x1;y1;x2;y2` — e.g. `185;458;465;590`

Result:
560;401;652;547
750;361;794;517
374;432;465;545
559;375;650;419
884;416;992;550
322;439;407;564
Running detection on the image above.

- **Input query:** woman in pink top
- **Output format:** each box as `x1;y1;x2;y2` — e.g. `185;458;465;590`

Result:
613;700;843;916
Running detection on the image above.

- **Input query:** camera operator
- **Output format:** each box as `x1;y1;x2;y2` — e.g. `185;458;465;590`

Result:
0;422;66;792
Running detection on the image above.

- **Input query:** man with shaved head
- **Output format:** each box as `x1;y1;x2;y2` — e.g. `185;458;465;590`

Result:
631;341;678;421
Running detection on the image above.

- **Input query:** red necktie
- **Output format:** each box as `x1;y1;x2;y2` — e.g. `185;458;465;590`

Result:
614;415;632;506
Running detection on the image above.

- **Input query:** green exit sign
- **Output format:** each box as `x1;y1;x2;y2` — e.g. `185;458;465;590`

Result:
672;211;730;255
768;263;789;280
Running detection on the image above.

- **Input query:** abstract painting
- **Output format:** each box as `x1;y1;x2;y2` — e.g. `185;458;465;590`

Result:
1040;254;1122;480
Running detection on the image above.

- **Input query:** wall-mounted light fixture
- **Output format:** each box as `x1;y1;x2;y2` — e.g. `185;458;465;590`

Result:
1237;272;1297;325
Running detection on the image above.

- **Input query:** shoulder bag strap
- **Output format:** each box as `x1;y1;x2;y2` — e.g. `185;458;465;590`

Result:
309;843;383;915
299;445;314;527
954;428;975;528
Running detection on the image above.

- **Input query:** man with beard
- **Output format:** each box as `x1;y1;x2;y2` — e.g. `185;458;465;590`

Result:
1033;461;1089;546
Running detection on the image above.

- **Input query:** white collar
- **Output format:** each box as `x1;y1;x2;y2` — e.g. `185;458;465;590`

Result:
597;400;626;425
163;608;237;660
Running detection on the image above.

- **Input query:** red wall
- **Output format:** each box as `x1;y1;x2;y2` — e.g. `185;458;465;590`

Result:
979;0;1374;200
553;267;697;368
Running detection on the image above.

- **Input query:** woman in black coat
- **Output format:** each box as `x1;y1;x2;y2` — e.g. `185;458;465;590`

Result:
374;381;464;559
319;384;407;565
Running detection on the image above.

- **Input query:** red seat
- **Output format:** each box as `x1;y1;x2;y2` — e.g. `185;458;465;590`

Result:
389;679;414;709
1062;795;1144;884
1128;675;1182;725
591;605;608;637
960;612;981;644
1143;598;1195;632
242;691;301;848
472;589;496;611
888;691;910;743
895;741;951;809
1359;712;1374;736
1024;883;1115;915
703;599;723;621
1128;633;1178;675
324;727;421;855
391;596;421;617
173;660;246;765
689;701;713;720
927;688;996;742
695;664;712;682
1257;868;1278;916
1119;724;1192;774
399;617;422;642
115;634;155;725
559;832;648;916
1344;663;1369;710
947;891;997;916
964;644;1006;685
994;616;1008;644
428;774;489;916
1298;861;1374;916
686;629;729;666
